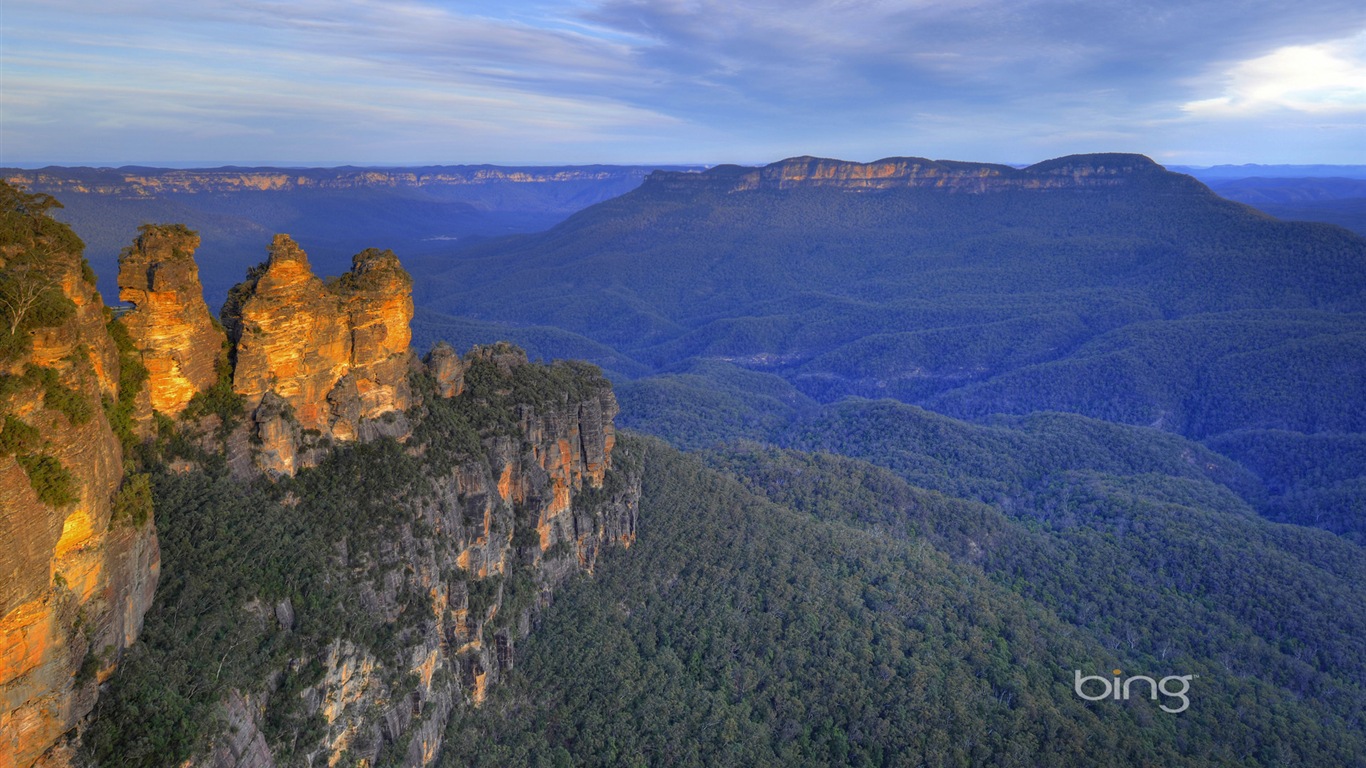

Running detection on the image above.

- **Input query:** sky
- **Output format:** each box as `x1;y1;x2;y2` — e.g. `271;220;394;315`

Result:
2;0;1365;167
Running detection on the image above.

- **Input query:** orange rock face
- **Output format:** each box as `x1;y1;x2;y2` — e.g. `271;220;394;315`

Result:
225;235;351;432
335;248;414;426
1;191;159;768
116;224;226;416
222;236;413;472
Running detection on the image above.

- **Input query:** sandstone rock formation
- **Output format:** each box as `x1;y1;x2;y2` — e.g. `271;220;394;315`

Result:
222;235;413;474
5;199;636;767
1;185;159;768
116;224;226;417
424;342;466;398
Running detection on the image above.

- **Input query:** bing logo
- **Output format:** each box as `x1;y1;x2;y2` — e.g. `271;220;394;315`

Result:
1073;669;1194;713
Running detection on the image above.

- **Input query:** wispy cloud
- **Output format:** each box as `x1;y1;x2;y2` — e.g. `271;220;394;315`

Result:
2;0;1364;164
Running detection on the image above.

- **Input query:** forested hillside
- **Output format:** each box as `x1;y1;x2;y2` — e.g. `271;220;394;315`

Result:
437;435;1366;767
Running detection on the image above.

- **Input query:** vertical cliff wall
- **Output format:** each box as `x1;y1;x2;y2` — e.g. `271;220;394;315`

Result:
53;226;640;767
1;184;159;768
261;344;637;766
221;235;413;475
115;224;226;418
7;200;638;767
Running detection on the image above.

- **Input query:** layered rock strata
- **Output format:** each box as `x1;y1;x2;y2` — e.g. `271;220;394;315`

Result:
222;235;413;475
5;205;636;768
1;187;159;768
116;224;226;417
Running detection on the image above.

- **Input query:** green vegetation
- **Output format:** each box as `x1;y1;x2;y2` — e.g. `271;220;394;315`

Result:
180;336;242;430
16;452;77;507
104;315;149;456
439;435;1366;767
1;182;80;361
42;160;1366;765
26;364;93;426
83;440;432;767
0;413;41;455
616;360;817;450
112;473;153;528
411;164;1366;544
0;410;77;508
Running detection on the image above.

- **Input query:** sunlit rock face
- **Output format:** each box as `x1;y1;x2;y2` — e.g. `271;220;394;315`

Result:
335;248;414;429
1;212;158;768
221;235;413;474
116;224;226;417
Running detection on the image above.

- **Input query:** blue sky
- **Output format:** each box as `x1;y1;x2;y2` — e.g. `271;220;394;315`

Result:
2;0;1364;166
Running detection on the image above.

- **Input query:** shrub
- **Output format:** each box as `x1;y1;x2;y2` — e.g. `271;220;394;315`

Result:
113;473;154;528
17;452;77;507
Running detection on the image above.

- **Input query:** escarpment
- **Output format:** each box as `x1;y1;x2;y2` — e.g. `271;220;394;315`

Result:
644;152;1187;195
233;344;637;767
1;184;159;768
81;339;638;768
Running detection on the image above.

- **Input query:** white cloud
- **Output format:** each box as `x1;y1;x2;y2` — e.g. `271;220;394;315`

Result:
1183;31;1366;116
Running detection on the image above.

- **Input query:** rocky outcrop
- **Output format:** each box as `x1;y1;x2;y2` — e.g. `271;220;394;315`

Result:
192;343;639;768
5;190;636;767
222;235;413;475
644;153;1186;195
1;184;159;768
116;224;226;417
333;248;414;438
424;343;465;399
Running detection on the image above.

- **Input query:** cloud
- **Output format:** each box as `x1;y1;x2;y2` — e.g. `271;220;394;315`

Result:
3;0;1365;163
1182;31;1366;116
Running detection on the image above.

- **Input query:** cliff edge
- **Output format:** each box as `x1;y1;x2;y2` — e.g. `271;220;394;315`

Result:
1;183;159;768
642;152;1192;195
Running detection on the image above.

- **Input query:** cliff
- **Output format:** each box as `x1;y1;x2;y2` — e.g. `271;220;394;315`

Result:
4;180;638;766
116;224;226;417
643;153;1191;195
243;344;636;766
84;341;638;768
19;219;635;766
221;235;413;475
0;184;159;768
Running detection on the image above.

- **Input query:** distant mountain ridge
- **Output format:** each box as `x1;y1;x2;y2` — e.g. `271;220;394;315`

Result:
409;151;1366;541
644;152;1182;194
1;163;701;309
1175;163;1366;180
3;164;699;196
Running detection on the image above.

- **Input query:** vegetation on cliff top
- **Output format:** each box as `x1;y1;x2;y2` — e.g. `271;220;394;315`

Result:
0;182;100;507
